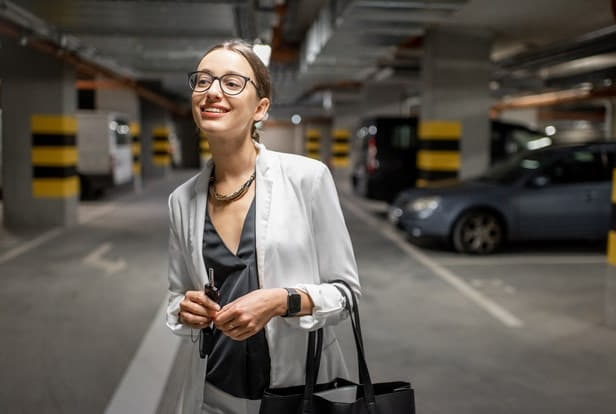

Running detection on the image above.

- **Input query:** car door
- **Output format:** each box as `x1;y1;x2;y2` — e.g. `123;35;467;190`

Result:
513;148;608;240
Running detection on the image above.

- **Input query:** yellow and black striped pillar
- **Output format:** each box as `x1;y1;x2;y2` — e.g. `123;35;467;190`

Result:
416;120;461;187
130;122;141;177
152;126;171;167
305;129;321;160
331;129;350;168
608;168;616;265
200;130;211;167
31;115;79;198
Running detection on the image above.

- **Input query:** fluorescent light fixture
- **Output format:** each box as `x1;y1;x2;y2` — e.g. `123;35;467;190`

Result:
527;137;552;150
253;44;271;67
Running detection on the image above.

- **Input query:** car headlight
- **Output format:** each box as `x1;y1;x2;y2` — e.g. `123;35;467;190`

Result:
407;196;441;218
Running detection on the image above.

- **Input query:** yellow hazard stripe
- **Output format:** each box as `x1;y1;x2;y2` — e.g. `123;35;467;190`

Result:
132;143;141;156
608;230;616;266
417;150;460;171
200;141;210;151
332;143;350;153
333;129;350;139
153;127;169;137
419;121;461;140
306;129;321;139
305;142;320;151
33;177;79;198
307;152;320;160
31;115;77;135
153;141;170;152
154;155;171;166
32;147;77;166
331;157;350;167
132;163;141;175
130;122;141;136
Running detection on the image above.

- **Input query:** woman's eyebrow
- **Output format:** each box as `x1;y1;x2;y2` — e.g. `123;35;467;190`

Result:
196;69;245;77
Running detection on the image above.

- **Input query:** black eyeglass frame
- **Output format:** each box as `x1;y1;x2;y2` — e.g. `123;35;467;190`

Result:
187;71;258;96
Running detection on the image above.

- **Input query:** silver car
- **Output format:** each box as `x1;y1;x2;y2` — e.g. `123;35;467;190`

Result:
389;142;615;254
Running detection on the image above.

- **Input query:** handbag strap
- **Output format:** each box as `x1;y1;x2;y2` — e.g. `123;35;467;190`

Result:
301;280;378;414
332;280;378;412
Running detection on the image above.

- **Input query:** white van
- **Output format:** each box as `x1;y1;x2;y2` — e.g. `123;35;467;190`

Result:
77;111;133;198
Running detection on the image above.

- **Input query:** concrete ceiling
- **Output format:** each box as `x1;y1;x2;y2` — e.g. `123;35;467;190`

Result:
2;0;615;118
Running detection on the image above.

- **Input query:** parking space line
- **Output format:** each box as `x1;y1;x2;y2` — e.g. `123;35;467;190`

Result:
438;256;605;266
104;297;182;414
342;198;524;328
0;202;118;267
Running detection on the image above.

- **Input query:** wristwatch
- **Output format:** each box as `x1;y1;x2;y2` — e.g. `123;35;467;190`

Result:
282;288;301;317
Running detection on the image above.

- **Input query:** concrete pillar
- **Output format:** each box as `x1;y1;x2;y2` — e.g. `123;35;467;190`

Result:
173;115;200;169
420;27;492;182
139;98;170;179
607;168;616;328
199;130;211;169
0;37;78;229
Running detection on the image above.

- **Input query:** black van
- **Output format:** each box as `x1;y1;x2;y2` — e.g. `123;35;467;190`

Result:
351;117;547;202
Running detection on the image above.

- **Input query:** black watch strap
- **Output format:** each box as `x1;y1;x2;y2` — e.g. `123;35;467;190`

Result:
282;287;301;317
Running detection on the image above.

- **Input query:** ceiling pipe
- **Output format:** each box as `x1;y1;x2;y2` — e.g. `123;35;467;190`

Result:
492;85;616;112
0;15;190;117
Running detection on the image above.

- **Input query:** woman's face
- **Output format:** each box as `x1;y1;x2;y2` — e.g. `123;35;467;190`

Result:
192;48;269;141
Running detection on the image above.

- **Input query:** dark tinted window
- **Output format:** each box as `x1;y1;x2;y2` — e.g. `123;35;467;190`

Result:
392;124;415;149
542;150;607;185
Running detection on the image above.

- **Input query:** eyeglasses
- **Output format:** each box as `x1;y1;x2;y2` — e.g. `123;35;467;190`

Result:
187;71;257;95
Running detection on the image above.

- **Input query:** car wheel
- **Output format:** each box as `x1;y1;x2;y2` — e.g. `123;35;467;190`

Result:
452;210;503;254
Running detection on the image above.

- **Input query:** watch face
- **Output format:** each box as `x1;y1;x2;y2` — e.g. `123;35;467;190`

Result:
289;293;301;315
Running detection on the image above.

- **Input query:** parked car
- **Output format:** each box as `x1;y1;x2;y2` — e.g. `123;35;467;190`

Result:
351;117;547;202
76;111;133;198
388;142;615;254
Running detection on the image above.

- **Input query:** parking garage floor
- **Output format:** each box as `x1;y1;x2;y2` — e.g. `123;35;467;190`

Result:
1;170;615;414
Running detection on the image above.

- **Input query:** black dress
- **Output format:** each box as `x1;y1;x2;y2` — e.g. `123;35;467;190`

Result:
202;196;271;400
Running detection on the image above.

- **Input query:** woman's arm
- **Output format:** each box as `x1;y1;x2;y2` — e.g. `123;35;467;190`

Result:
284;163;361;330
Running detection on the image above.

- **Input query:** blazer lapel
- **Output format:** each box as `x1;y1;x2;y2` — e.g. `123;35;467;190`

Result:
190;160;213;288
255;143;273;289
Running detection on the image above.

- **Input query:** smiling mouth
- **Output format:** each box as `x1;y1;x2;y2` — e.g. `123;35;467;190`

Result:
201;105;229;114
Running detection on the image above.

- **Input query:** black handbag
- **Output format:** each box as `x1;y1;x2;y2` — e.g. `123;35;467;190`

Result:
259;280;416;414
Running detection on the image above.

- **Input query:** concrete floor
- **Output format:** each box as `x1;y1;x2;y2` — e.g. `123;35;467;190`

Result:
1;170;615;413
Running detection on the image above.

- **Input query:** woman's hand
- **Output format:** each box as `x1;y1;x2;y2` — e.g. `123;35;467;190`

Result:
214;288;287;341
179;290;221;329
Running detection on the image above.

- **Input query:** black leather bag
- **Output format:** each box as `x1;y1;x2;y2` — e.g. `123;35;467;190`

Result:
259;280;416;414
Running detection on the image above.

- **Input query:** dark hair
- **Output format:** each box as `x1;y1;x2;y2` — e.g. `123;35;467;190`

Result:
200;39;272;142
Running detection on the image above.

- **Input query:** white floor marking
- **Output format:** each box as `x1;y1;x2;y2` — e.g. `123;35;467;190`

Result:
82;242;127;275
437;256;605;266
343;198;524;328
104;298;182;414
0;228;63;265
0;202;119;266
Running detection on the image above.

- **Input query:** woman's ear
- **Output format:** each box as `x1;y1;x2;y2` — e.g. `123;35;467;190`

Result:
253;97;270;122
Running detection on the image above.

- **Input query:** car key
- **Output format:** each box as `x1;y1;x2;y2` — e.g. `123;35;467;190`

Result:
200;268;220;359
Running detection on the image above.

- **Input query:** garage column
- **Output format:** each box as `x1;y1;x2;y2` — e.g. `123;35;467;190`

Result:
0;37;78;230
139;98;171;179
419;27;492;184
173;115;200;169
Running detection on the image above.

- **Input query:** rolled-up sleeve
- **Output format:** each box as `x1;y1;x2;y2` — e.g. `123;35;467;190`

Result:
286;164;361;330
166;194;192;336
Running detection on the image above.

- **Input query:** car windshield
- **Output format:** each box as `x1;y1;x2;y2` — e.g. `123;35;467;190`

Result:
479;150;552;184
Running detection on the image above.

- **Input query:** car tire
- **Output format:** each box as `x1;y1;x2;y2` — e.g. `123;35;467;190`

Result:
452;209;504;254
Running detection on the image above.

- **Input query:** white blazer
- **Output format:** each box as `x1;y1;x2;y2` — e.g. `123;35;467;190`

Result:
166;141;361;411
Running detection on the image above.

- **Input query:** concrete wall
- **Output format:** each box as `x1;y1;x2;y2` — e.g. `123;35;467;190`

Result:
260;122;302;154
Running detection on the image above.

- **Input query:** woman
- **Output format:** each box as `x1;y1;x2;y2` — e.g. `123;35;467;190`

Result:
166;39;361;414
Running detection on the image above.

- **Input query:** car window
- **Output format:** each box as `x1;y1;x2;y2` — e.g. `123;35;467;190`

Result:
392;124;415;149
480;150;550;184
541;150;607;185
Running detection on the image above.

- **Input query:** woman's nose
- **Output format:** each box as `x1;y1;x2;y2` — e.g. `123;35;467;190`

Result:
206;79;224;99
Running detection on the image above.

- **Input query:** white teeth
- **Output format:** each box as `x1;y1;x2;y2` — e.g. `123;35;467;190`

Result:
204;108;226;113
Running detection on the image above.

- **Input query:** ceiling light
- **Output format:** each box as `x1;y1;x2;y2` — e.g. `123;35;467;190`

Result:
291;114;302;125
